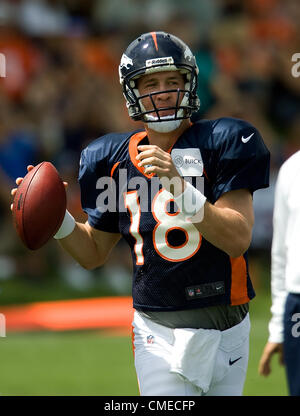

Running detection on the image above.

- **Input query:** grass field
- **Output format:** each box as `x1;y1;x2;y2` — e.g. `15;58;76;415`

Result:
0;293;288;396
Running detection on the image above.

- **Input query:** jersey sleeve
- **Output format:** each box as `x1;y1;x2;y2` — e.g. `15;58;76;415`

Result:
78;141;120;233
210;118;270;203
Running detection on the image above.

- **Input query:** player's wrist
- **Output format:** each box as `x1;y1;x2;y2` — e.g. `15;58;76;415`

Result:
53;210;76;240
174;181;206;221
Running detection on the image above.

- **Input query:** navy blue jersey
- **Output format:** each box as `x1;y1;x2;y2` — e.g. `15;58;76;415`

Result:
79;118;270;311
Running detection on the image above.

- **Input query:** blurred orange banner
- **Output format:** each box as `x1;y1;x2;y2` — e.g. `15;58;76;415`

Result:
0;297;134;332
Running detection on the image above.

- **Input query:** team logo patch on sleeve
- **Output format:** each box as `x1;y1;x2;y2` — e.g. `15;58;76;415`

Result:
171;148;203;176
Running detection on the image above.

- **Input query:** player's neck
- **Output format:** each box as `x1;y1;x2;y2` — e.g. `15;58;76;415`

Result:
144;119;191;152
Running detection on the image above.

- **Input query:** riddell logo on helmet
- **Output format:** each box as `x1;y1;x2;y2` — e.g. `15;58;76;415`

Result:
146;57;174;67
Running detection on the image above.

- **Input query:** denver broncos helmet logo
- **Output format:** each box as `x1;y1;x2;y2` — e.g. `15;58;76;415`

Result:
120;54;133;69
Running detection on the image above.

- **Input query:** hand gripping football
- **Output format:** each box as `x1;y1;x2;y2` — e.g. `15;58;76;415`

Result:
12;162;67;250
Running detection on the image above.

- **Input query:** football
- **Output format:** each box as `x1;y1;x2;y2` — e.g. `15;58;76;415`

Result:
12;162;67;250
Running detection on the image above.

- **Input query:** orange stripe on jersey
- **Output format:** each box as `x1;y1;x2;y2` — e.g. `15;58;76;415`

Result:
230;256;250;305
128;131;156;179
128;131;180;178
110;161;120;178
150;32;159;51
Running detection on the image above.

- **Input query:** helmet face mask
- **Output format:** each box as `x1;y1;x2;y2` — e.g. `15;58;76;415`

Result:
119;32;200;125
138;87;186;121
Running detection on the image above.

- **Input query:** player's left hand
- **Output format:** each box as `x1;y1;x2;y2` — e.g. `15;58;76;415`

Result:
136;145;184;195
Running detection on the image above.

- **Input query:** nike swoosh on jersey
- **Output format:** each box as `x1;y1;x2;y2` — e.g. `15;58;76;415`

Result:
241;133;254;143
229;356;242;366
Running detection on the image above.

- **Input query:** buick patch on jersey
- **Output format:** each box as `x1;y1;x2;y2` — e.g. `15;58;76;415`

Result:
171;148;203;176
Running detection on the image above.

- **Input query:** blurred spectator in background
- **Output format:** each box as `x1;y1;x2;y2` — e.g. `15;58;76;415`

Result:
259;151;300;396
0;0;299;296
18;0;70;37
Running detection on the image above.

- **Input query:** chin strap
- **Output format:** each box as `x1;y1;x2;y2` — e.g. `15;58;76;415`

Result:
146;117;183;133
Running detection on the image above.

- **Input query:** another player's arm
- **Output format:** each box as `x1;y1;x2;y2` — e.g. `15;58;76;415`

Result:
137;145;253;258
259;162;287;376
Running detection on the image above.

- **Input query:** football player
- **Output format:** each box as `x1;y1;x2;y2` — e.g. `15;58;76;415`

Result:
12;32;270;396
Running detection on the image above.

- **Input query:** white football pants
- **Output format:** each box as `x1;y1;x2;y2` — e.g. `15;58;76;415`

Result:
132;310;250;396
